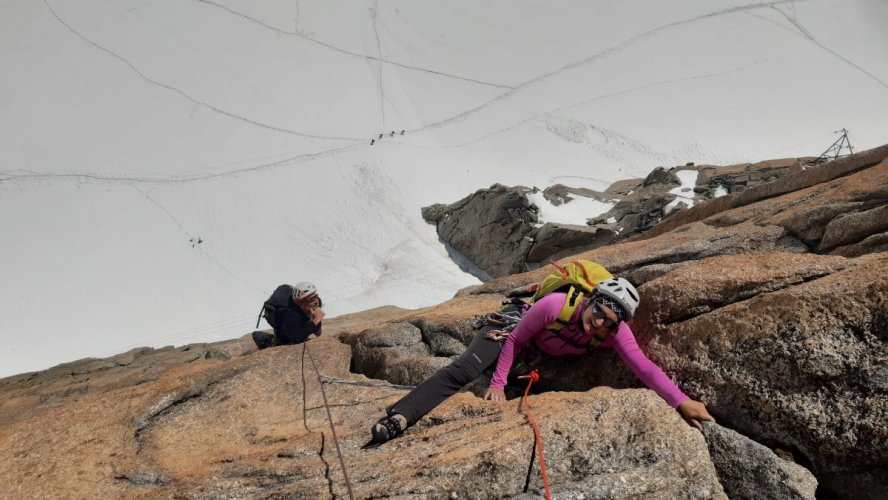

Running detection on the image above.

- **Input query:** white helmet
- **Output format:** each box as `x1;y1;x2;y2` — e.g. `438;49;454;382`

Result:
292;281;318;301
595;278;640;320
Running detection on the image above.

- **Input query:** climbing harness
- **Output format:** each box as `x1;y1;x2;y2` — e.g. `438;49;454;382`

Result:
472;297;527;343
519;369;552;500
303;343;356;500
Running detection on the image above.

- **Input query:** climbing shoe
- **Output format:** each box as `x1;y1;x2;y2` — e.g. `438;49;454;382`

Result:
371;414;407;443
252;331;277;350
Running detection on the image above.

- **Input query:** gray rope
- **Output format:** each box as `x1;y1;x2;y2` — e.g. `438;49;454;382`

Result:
304;344;355;500
318;375;416;391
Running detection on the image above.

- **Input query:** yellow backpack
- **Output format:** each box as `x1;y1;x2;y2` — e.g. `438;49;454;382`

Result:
532;260;613;346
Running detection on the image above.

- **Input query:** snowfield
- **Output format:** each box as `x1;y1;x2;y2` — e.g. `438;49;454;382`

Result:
1;0;886;377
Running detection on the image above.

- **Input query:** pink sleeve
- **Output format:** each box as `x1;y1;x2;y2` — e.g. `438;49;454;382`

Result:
489;294;562;389
609;323;689;408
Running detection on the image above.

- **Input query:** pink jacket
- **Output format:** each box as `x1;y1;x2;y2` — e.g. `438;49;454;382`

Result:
489;293;689;408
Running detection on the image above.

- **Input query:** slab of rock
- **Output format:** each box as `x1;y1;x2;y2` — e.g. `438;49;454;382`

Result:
543;184;618;206
451;154;888;498
347;322;451;386
605;177;643;196
643;144;888;240
0;334;728;499
696;158;804;195
642;165;682;187
703;422;817;499
637;252;888;500
426;184;538;278
525;223;616;267
426;152;852;277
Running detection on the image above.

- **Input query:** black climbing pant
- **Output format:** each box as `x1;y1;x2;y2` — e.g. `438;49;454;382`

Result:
389;329;503;426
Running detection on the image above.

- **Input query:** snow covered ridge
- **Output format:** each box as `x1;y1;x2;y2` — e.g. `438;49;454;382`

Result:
526;188;616;226
424;156;811;278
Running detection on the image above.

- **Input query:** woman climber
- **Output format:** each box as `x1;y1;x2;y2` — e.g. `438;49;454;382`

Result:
370;273;714;443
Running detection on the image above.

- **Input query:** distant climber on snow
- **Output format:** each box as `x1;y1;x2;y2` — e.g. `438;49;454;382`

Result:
252;282;325;350
370;260;714;444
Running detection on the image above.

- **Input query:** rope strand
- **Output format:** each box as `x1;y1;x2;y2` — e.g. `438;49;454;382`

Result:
304;343;356;500
518;369;552;500
318;375;415;390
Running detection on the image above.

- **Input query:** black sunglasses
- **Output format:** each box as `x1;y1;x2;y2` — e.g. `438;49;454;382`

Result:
588;301;619;330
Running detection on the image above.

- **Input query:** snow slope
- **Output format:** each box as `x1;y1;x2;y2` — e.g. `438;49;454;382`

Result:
1;0;886;377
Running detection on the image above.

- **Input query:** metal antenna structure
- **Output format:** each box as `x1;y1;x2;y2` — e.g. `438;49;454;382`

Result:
811;128;854;165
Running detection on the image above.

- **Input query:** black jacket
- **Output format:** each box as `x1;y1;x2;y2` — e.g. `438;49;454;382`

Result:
275;292;322;345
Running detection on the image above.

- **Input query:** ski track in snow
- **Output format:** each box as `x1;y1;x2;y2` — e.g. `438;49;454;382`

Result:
400;0;806;135
41;0;364;142
41;0;815;155
34;0;850;178
133;186;266;294
193;0;513;90
769;5;888;90
549;174;622;187
371;1;386;131
32;0;888;197
404;60;769;152
133;185;194;238
11;0;877;216
744;10;800;36
0;143;366;185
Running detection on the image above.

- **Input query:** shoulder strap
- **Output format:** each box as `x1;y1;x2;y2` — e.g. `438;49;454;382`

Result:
256;304;266;329
544;286;584;332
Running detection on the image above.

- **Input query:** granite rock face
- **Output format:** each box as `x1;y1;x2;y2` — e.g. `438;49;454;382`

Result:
638;252;888;500
0;332;725;499
424;184;623;276
524;222;617;266
447;148;888;499
423;183;538;277
703;422;817;500
695;158;804;195
346;321;452;386
425;156;819;275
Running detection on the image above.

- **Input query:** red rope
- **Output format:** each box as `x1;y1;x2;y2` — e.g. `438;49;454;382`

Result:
518;369;552;500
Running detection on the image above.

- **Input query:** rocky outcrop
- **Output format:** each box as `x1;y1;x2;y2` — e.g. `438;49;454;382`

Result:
422;183;538;277
524;223;616;266
426;157;819;276
0;342;252;425
0;314;725;499
639;252;888;500
695;158;805;195
588;159;812;242
703;422;818;499
361;150;886;498
642;143;888;240
447;151;888;499
346;322;451;386
424;185;625;276
542;184;614;206
422;183;622;276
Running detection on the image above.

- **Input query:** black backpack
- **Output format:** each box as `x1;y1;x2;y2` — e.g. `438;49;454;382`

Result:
256;284;293;330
